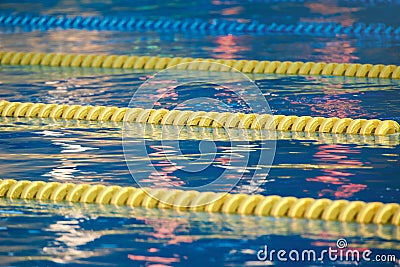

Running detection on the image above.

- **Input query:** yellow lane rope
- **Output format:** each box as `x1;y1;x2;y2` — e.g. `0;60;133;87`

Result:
1;117;398;146
3;199;400;243
1;51;400;79
0;179;399;225
1;100;399;136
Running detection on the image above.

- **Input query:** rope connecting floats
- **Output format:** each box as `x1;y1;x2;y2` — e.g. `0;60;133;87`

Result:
4;199;399;244
1;13;399;38
1;117;398;146
1;100;399;136
1;51;399;79
1;179;399;225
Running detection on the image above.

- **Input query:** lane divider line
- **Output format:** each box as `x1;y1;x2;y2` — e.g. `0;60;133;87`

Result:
1;116;398;145
3;197;400;243
1;100;399;136
1;51;400;78
0;179;399;225
0;13;399;38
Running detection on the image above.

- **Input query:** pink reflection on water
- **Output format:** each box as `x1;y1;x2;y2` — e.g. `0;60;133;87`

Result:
291;77;363;118
314;41;359;63
145;218;194;245
141;143;238;188
321;183;367;198
221;6;243;15
300;1;361;63
128;254;179;265
303;2;360;26
148;145;177;157
127;216;194;265
307;97;361;118
307;144;367;198
143;145;185;187
144;170;185;188
212;35;250;59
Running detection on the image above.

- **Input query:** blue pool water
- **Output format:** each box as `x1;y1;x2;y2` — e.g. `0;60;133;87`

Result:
0;0;400;266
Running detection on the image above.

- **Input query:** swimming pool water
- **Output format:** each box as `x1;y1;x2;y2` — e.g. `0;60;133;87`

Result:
0;0;399;266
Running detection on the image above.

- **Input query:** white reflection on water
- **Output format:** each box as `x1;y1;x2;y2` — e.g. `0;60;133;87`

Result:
34;131;100;182
44;220;105;264
43;158;78;181
52;141;99;154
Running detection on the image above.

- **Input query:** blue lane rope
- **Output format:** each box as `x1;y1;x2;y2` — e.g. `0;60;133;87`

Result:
0;13;399;38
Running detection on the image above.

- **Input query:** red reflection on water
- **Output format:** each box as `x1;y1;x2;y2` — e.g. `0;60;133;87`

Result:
307;144;367;198
212;35;250;59
221;6;243;15
148;146;177;157
126;216;193;265
146;218;194;245
142;143;237;188
145;170;185;188
298;1;361;63
128;254;179;264
291;76;363;118
212;0;238;5
303;1;360;26
320;183;367;198
307;174;341;185
306;97;361;118
314;41;359;63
